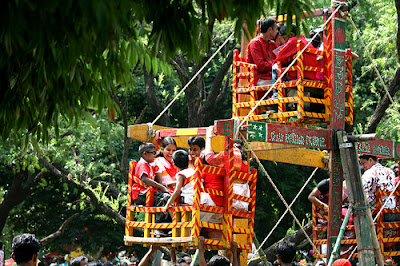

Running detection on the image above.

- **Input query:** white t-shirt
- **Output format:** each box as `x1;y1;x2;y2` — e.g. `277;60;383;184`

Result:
179;168;215;206
0;249;4;266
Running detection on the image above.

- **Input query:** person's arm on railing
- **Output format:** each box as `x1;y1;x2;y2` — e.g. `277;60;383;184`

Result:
198;236;207;266
231;241;241;266
163;174;185;214
142;173;170;194
308;187;329;211
138;246;159;266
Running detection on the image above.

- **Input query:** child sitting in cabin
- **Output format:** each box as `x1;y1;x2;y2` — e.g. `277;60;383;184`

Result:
204;126;251;211
162;150;216;210
131;143;170;206
188;136;225;207
163;150;223;242
155;137;179;192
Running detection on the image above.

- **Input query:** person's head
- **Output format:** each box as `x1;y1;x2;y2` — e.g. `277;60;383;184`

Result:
173;150;189;170
139;143;156;163
359;154;377;170
279;23;297;43
276;241;296;264
70;256;88;266
259;18;278;41
391;163;399;177
234;139;248;161
177;253;192;266
11;233;41;266
207;255;230;266
275;23;285;46
332;259;351;266
309;29;321;49
159;137;177;163
188;136;205;159
0;240;3;249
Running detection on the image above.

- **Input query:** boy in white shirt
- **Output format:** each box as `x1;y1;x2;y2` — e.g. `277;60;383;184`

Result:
162;150;215;210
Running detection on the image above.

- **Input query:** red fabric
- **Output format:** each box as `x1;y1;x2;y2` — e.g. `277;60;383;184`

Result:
246;36;278;80
202;168;224;207
131;159;155;201
205;150;244;170
276;36;320;81
202;156;249;207
241;162;249;173
165;165;178;180
332;259;351;266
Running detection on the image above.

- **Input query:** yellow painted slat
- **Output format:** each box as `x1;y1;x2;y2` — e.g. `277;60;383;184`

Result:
127;124;225;152
248;142;328;168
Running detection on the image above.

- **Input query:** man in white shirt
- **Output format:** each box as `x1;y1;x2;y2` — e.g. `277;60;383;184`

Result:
360;154;397;212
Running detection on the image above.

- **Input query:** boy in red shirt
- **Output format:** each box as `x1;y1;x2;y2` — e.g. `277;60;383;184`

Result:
188;137;224;207
131;143;170;206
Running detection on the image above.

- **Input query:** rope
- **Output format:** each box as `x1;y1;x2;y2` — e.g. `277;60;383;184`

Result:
151;31;235;126
241;132;322;264
248;166;320;263
348;178;400;258
247;255;266;263
238;3;345;129
146;123;152;142
347;14;400;121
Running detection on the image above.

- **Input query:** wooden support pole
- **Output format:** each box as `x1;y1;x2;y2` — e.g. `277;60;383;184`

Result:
327;0;348;256
336;131;377;265
252;232;269;266
367;207;384;266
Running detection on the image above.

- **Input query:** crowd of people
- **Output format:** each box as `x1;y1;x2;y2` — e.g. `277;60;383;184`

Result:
6;135;400;265
5;232;363;266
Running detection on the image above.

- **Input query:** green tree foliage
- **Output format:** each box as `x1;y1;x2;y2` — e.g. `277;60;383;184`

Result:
0;113;140;257
1;0;317;142
349;0;400;134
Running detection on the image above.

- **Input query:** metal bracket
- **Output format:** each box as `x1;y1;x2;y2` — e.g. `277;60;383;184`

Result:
339;142;353;149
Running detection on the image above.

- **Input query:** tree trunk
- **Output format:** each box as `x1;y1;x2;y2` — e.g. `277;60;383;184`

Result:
365;67;400;133
172;50;233;127
0;171;43;234
248;220;313;265
143;67;171;126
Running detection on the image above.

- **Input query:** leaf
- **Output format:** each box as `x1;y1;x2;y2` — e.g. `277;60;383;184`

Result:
30;137;41;154
83;111;97;128
144;53;151;73
152;57;158;74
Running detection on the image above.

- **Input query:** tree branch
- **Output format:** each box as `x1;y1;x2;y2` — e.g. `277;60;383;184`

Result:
111;87;133;182
40;213;80;245
365;67;400;133
0;171;45;233
201;50;233;114
37;154;126;225
143;67;171;126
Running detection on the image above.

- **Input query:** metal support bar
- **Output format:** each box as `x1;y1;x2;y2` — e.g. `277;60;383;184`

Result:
328;206;353;266
347;133;380;142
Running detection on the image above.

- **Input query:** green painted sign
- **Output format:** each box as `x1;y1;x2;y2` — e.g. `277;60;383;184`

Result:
248;121;267;142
